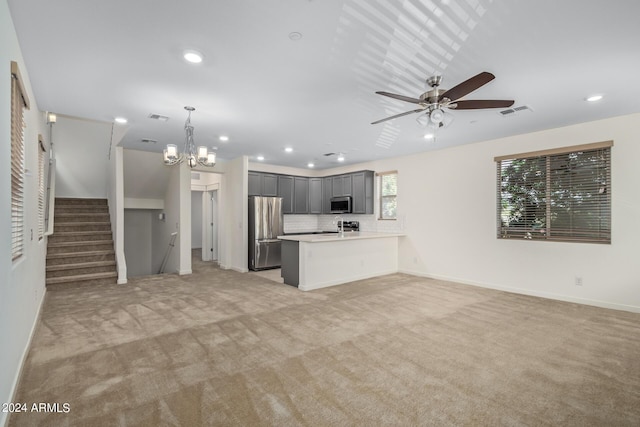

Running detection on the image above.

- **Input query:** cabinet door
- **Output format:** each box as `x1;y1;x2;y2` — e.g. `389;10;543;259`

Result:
351;171;374;214
351;172;366;214
322;177;333;214
309;178;323;214
342;174;352;196
248;172;261;196
332;176;343;197
262;173;278;196
278;175;294;214
294;177;309;214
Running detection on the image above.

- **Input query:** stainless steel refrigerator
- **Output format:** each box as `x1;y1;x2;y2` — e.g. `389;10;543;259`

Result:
248;196;284;271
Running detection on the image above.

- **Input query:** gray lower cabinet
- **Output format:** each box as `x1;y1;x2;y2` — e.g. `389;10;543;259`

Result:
278;175;294;214
309;178;323;214
281;240;299;287
294;177;309;214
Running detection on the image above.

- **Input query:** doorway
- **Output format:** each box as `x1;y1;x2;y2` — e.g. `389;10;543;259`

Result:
191;171;221;263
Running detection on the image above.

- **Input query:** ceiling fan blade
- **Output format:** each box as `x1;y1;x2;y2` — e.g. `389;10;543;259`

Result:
375;91;422;104
371;108;424;125
439;71;495;102
451;99;515;110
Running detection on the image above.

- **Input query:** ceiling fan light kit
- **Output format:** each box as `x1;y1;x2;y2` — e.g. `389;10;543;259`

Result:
163;106;216;168
372;71;515;132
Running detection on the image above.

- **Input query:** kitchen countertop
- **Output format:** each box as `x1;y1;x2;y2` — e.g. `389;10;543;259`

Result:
278;231;405;243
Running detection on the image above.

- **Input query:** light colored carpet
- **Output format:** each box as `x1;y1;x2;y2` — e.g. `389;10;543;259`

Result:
9;257;640;426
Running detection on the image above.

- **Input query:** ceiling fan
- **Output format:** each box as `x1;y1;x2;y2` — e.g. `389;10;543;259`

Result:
372;71;514;128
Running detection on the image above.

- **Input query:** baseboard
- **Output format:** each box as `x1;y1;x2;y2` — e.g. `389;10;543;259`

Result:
399;269;640;314
178;269;193;275
2;287;47;427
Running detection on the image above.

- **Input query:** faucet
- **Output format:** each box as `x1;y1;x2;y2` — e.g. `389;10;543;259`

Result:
334;216;344;236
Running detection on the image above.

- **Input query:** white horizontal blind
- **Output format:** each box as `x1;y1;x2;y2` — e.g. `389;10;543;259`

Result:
11;62;29;260
497;142;611;244
38;135;46;240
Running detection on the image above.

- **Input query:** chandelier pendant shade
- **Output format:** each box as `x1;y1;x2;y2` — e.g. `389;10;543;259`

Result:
163;106;216;168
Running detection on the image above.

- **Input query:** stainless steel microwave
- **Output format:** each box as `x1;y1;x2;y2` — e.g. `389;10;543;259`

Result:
330;196;352;214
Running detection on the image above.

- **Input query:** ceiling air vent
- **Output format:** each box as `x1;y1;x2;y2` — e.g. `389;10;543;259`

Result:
323;152;336;156
148;113;170;122
141;138;157;144
499;105;532;117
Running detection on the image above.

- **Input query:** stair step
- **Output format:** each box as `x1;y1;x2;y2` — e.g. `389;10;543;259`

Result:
46;260;116;272
54;223;112;232
54;205;109;215
46;261;117;278
47;250;115;260
55;198;108;206
48;231;112;243
46;271;117;286
54;214;110;223
48;240;113;248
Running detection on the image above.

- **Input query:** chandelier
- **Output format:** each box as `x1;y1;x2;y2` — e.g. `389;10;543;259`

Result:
163;106;216;168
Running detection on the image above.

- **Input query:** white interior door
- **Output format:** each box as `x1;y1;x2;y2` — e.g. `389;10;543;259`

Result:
210;189;218;261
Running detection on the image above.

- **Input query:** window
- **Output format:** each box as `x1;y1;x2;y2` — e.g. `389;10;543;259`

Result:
38;135;47;240
378;171;397;219
11;61;30;260
496;141;612;243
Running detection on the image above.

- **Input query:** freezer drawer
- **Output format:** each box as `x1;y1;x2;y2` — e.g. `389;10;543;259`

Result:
251;239;281;270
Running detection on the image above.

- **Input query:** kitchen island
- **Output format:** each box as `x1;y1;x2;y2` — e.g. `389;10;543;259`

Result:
278;232;404;291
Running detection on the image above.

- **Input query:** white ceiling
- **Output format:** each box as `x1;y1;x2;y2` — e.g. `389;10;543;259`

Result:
8;0;640;169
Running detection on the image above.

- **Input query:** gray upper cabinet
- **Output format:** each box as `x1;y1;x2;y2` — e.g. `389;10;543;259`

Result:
262;174;278;196
322;177;332;214
250;170;373;215
278;175;294;214
351;171;374;214
294;177;309;214
309;178;323;214
332;175;352;197
248;171;278;197
248;172;261;196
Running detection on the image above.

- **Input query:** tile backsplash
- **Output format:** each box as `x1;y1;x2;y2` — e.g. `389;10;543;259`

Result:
284;214;404;233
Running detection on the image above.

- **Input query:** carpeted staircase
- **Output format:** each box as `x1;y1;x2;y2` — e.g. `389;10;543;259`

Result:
46;198;117;289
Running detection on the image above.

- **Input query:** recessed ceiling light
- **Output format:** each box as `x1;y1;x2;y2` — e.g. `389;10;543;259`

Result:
114;117;127;124
257;155;264;161
585;94;603;102
289;32;302;41
307;162;314;168
183;50;203;64
337;154;345;162
424;133;434;140
219;135;229;142
284;147;293;153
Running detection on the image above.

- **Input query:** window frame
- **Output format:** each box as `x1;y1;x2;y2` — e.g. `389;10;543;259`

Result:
495;141;612;244
377;171;397;220
11;61;30;261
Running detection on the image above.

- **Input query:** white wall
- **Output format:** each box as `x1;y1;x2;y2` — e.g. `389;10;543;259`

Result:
54;115;112;198
0;2;47;425
220;156;248;272
123;209;153;277
322;114;640;312
108;146;127;283
191;191;203;249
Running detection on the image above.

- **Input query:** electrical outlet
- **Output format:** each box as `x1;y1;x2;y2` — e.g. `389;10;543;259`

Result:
575;276;583;286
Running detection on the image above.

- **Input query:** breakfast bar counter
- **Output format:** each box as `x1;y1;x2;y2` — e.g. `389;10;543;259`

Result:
278;232;404;291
